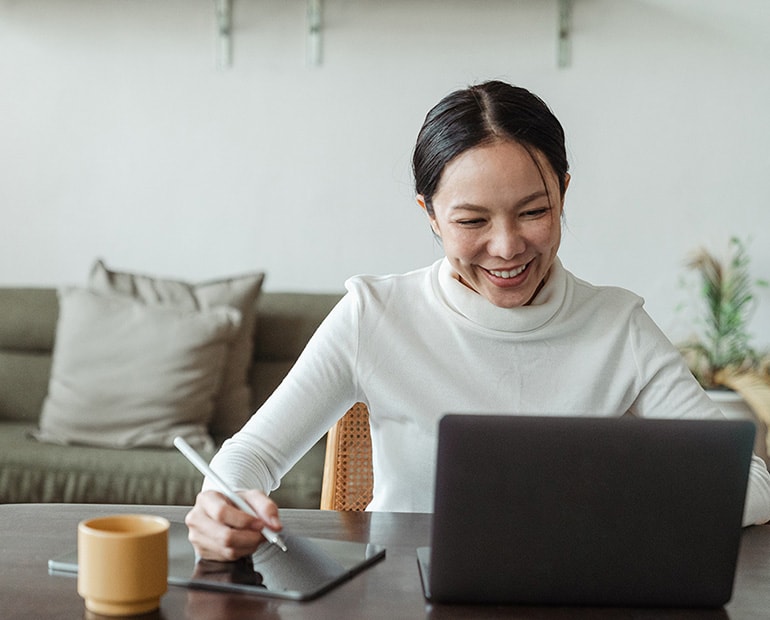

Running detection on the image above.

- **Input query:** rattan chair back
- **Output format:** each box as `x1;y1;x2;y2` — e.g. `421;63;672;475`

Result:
320;402;373;511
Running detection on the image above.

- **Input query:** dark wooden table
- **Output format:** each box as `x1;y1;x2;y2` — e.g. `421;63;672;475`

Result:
1;503;768;619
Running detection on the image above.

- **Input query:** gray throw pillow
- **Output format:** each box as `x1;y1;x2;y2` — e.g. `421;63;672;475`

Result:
88;260;265;438
35;287;241;449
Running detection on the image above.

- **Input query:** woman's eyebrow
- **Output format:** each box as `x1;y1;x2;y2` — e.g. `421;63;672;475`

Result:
516;189;549;206
449;203;488;212
449;190;549;212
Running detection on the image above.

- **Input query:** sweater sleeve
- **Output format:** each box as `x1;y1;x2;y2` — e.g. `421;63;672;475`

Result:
203;290;362;496
628;306;770;526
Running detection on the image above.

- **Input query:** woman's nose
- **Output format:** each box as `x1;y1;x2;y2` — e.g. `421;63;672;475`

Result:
487;224;525;260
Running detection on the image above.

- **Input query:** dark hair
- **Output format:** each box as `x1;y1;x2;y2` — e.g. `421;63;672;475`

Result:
412;81;569;215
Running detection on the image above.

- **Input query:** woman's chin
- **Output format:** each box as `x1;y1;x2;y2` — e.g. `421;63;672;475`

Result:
478;285;535;308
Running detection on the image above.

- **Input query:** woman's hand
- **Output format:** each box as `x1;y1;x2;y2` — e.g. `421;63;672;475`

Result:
185;489;283;561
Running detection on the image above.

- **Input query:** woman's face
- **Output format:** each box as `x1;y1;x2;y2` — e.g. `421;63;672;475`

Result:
421;140;568;309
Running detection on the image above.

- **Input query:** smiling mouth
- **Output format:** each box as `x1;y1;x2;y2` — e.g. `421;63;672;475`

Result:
486;261;530;279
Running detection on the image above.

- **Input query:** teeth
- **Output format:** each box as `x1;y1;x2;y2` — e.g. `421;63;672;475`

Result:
489;264;527;279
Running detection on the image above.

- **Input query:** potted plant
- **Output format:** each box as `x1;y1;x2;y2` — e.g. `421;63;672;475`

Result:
678;237;766;387
677;236;770;462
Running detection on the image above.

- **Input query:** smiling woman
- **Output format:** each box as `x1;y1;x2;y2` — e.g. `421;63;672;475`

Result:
422;141;566;308
184;80;770;562
413;81;570;308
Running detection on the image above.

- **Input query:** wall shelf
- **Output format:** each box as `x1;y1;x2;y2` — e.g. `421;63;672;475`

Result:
213;0;572;70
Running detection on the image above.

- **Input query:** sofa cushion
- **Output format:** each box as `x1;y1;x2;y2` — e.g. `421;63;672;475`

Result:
0;351;52;423
2;422;212;504
89;260;265;438
0;422;327;507
0;287;58;351
0;288;58;422
253;292;342;362
34;287;240;450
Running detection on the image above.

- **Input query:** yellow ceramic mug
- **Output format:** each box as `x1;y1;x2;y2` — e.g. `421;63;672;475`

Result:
77;514;169;616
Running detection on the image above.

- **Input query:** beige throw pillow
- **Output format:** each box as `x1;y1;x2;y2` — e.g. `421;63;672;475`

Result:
89;260;265;438
35;287;241;449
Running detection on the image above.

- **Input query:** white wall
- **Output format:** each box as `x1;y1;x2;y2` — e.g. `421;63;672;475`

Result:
1;0;769;347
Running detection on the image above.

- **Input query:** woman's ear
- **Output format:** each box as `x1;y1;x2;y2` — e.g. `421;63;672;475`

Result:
558;173;571;217
417;195;441;238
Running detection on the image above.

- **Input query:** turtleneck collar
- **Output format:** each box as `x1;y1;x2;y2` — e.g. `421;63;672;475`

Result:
436;256;568;333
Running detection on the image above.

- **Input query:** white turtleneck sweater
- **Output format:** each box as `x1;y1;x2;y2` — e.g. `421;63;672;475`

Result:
209;258;770;525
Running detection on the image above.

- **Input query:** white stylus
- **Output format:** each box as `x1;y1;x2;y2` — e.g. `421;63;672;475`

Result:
173;436;288;552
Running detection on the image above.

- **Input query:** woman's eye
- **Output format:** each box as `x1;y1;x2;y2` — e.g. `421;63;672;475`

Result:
522;207;549;218
456;218;486;226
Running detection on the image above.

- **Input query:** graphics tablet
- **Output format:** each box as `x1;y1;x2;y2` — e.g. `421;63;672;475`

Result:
49;520;386;601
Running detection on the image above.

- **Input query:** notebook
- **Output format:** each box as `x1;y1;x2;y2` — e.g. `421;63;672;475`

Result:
417;414;755;608
50;520;385;601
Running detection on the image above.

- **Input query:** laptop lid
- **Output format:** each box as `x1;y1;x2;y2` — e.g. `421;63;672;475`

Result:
418;414;755;608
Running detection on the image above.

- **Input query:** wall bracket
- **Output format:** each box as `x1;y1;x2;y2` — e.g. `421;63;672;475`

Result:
557;0;573;68
215;0;233;69
307;0;323;66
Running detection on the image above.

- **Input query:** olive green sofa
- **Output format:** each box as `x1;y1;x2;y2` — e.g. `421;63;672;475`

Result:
0;287;342;507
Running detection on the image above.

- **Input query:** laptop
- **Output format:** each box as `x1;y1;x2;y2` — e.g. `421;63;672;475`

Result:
417;414;755;608
50;521;385;601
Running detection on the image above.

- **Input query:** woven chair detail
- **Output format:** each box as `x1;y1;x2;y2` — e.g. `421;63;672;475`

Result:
320;402;373;511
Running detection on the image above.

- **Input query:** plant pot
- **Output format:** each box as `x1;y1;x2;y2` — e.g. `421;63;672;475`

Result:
706;389;768;465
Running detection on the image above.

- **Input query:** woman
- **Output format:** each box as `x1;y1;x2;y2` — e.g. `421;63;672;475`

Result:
187;81;770;560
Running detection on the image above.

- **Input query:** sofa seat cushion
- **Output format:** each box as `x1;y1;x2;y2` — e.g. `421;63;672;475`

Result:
0;422;327;508
0;423;211;505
